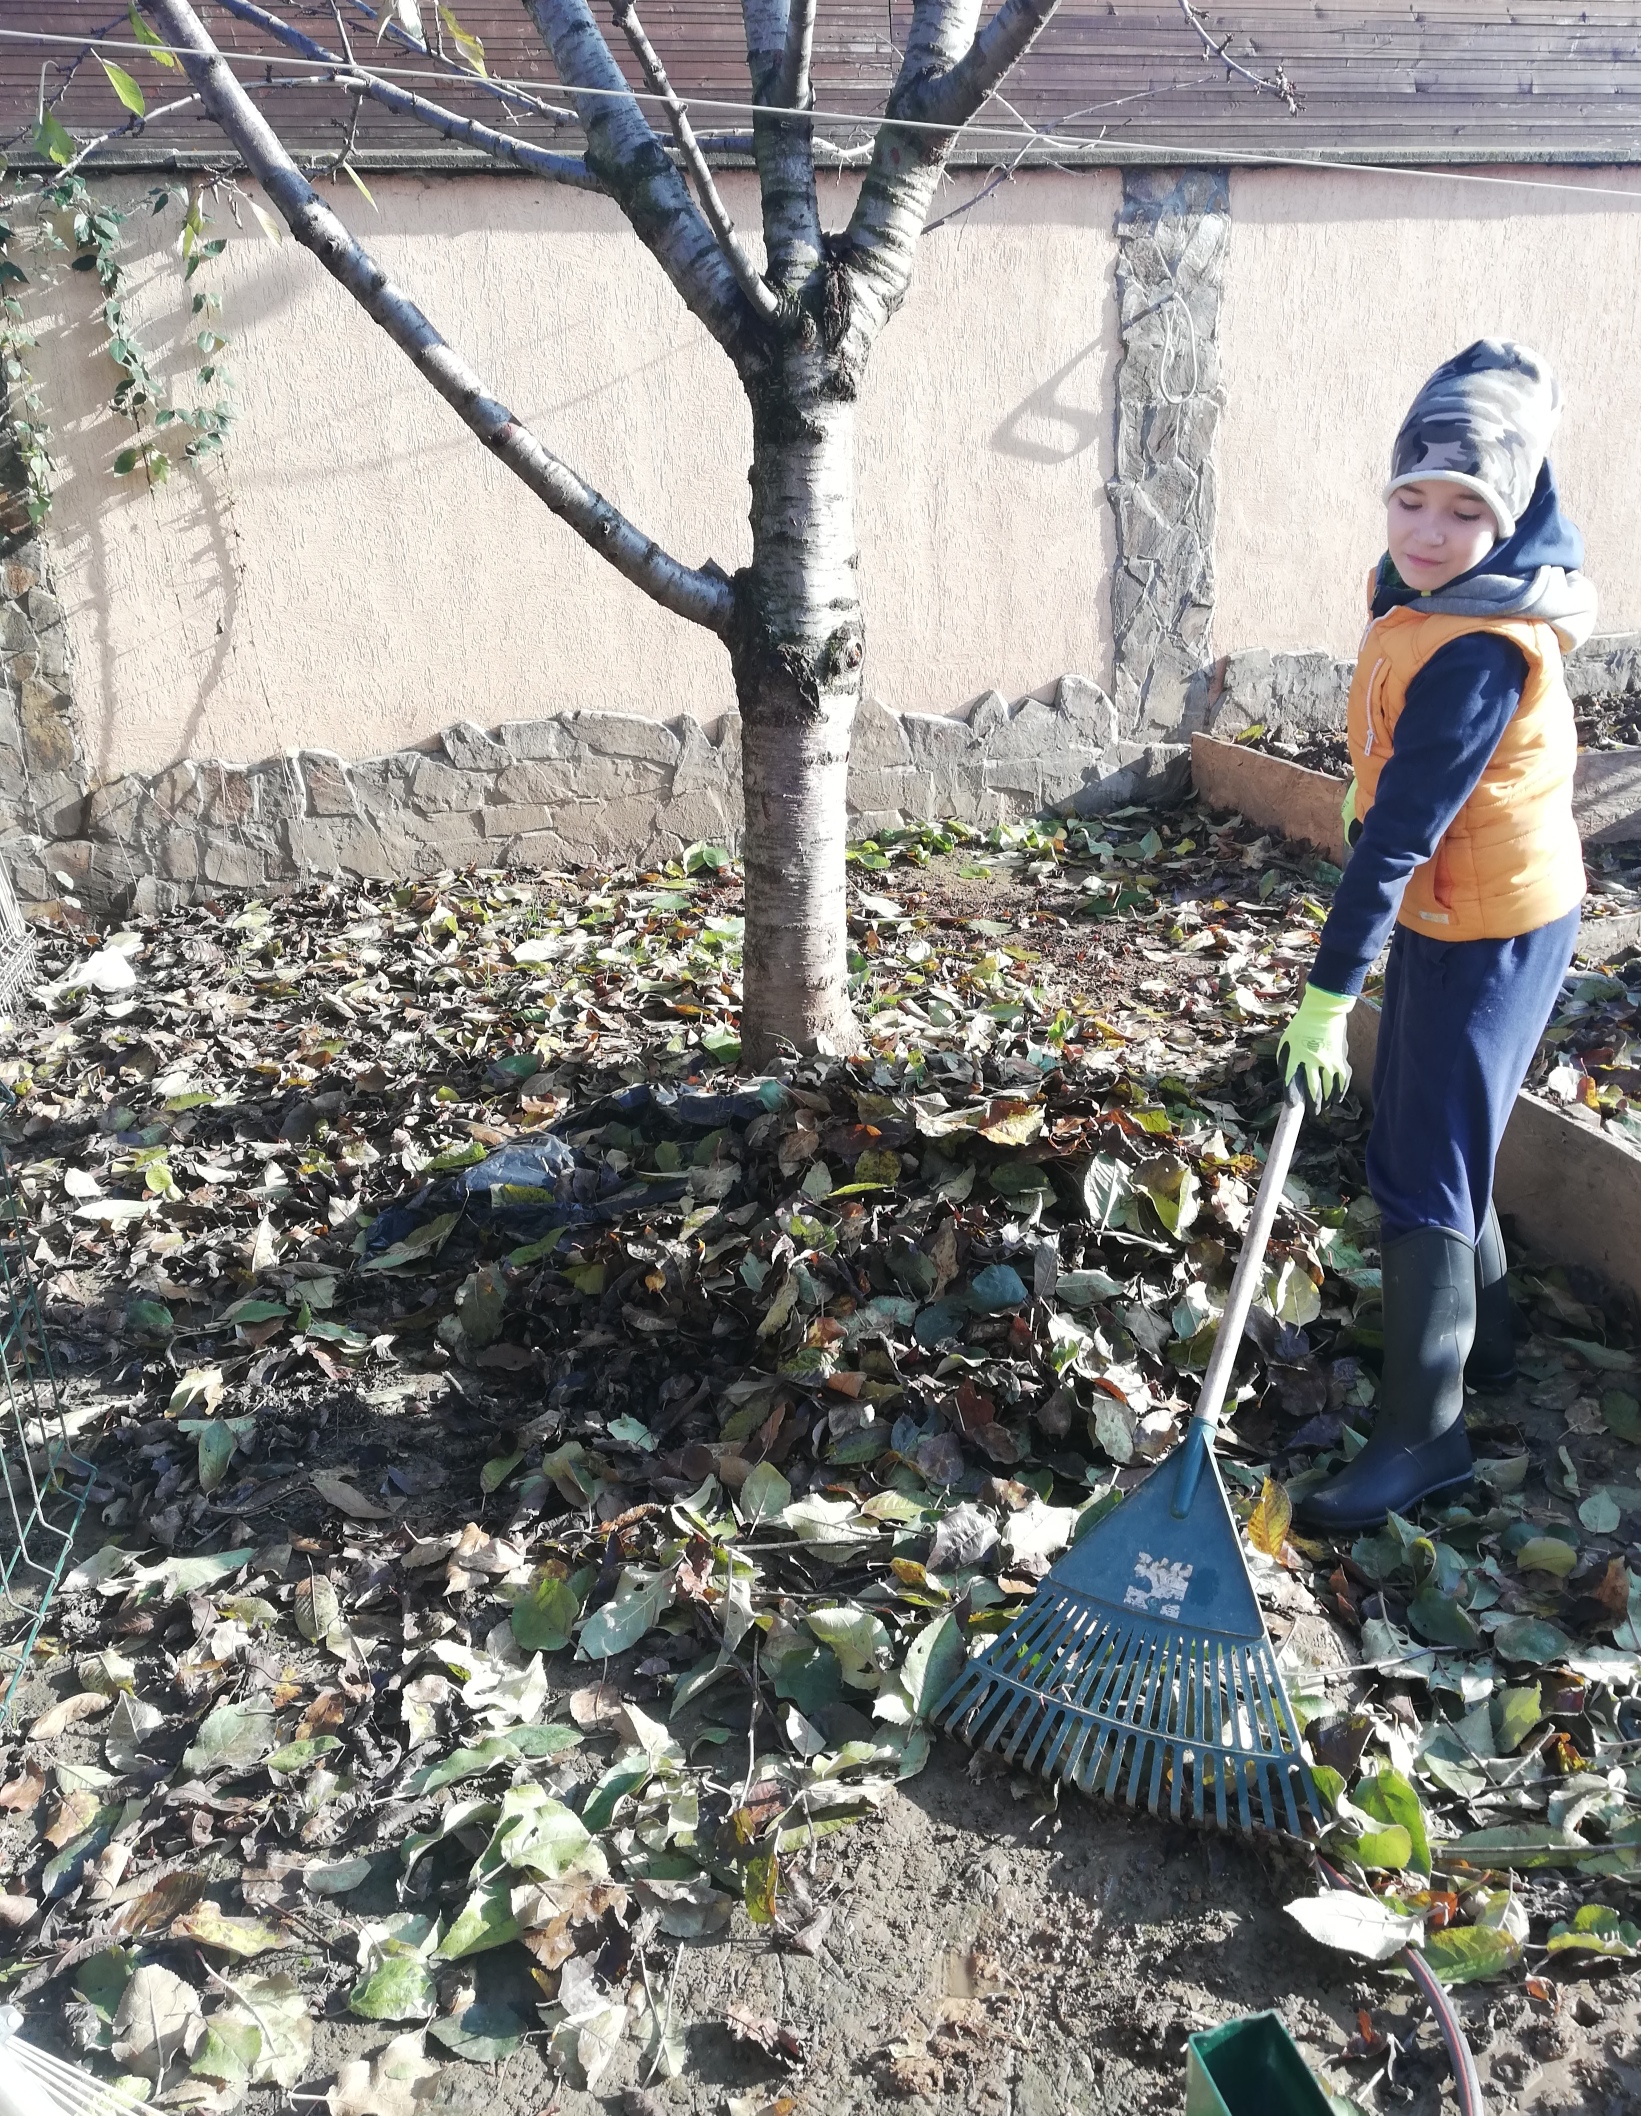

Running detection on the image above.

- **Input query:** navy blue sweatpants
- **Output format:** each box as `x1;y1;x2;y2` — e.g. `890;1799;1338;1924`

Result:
1367;907;1581;1245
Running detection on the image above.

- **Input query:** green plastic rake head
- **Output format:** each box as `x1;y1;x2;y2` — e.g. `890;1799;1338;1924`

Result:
937;1086;1321;1838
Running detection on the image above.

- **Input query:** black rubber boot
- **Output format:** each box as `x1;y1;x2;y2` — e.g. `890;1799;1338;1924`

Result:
1298;1226;1476;1534
1465;1200;1517;1391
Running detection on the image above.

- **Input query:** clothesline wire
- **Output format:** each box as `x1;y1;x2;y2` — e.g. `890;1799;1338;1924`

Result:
5;21;1641;208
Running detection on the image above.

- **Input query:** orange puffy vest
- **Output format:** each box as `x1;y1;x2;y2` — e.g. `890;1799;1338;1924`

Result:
1348;595;1586;942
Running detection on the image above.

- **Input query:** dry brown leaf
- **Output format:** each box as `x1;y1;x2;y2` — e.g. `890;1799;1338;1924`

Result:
42;1788;103;1848
0;1763;46;1814
28;1690;115;1739
0;1894;38;1932
568;1682;625;1730
297;1688;348;1741
310;1469;393;1519
110;1868;211;1936
327;2028;443;2115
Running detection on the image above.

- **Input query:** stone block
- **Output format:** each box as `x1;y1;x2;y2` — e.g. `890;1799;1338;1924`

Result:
1567;632;1641;702
203;838;270;888
848;809;907;839
1070;741;1190;817
158;831;203;882
565;710;681;764
669;713;736;799
480;803;555;839
965;690;1009;740
285;816;419;880
501;826;580;871
1;555;40;599
1054;676;1120;750
197;763;255;827
903;710;977;765
442;720;511;772
19;678;79;776
32;784;85;838
298;750;359;818
850;695;913;773
564;747;672;802
409;756;492;813
86;775;147;844
495;716;577;764
25;587;62;632
496;761;572;808
1576;749;1641;844
0;605;33;656
847;767;919;815
249;756;305;824
653;791;740;846
148;761;204;827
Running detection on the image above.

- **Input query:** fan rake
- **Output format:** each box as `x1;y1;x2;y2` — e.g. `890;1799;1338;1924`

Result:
937;1084;1322;1838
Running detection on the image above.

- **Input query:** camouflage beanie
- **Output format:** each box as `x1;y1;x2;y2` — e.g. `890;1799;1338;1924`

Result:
1385;340;1562;540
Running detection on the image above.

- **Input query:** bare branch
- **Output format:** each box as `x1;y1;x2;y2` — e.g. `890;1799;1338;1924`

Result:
610;1;780;324
780;0;817;111
211;0;604;188
741;0;822;293
901;0;1060;130
144;0;734;634
525;0;758;365
839;0;1060;360
1177;0;1299;115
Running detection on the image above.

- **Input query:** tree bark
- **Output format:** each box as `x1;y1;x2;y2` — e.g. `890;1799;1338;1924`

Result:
734;346;864;1062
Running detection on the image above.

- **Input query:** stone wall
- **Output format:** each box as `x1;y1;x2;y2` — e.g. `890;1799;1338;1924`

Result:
33;680;1187;914
1108;169;1228;737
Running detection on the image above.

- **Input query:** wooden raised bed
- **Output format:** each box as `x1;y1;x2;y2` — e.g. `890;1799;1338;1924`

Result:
1189;733;1641;1305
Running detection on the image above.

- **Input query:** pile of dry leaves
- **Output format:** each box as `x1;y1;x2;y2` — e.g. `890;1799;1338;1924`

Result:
0;798;1638;2109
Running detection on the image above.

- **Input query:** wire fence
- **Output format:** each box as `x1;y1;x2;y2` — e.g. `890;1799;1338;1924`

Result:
0;1056;89;1726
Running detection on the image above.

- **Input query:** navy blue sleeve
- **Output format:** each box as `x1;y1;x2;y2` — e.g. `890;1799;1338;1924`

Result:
1310;633;1528;996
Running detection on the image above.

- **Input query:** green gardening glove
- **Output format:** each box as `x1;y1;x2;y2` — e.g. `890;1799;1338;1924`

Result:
1342;777;1362;849
1278;982;1355;1110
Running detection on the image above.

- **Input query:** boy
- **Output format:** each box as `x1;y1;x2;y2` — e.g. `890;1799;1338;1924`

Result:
1276;340;1597;1532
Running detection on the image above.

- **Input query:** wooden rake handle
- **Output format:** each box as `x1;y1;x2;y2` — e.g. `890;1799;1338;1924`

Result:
1170;1081;1308;1517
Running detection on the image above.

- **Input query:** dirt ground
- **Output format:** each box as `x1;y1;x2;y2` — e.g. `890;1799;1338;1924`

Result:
5;825;1641;2116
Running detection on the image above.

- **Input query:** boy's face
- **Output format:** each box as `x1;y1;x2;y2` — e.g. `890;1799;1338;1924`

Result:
1386;479;1499;592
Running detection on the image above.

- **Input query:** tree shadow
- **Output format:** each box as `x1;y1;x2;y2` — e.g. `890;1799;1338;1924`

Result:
990;339;1105;465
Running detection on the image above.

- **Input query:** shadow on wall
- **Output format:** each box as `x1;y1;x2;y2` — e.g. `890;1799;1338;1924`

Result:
991;338;1104;464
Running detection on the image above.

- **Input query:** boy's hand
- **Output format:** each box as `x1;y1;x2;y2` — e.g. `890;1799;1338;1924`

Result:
1342;777;1362;848
1278;982;1355;1110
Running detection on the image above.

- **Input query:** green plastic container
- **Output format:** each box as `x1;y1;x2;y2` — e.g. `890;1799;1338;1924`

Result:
1185;2012;1332;2116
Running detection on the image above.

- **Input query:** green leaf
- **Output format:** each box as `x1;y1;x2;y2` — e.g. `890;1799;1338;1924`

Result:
434;1881;519;1959
183;1702;276;1774
1355;1768;1430;1877
193;1418;240;1493
129;4;178;68
402;1728;579;1797
362;1210;460;1270
1515;1536;1578;1577
428;2000;527;2063
900;1613;965;1719
97;54;147;116
349;1954;437;2023
744;1849;778;1925
265;1736;341;1777
35;108;77;166
511;1571;583;1654
1350;1825;1413;1872
1578;1488;1623;1535
1545;1904;1641;1958
1601;1389;1641;1442
170;1899;285;1957
1492;1682;1542;1753
577;1566;675;1660
738;1461;791;1529
806;1605;891;1674
1407;1588;1479;1650
1284;1891;1423;1962
1492;1615;1574;1665
1415;1924;1522;1985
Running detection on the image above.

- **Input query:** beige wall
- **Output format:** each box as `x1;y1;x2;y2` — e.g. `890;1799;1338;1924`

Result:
27;169;1120;779
1217;165;1641;659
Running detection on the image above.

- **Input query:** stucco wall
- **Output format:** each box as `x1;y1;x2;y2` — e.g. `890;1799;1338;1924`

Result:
1216;164;1641;659
25;168;1120;779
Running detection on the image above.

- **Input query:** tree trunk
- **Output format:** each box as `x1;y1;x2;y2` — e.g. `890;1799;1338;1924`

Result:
734;345;863;1065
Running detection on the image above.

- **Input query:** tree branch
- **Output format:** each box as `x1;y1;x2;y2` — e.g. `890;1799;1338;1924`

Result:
780;0;817;111
525;0;758;366
209;0;604;187
741;0;822;294
899;0;1061;130
1177;0;1299;115
610;1;780;324
839;0;1061;363
143;0;734;634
